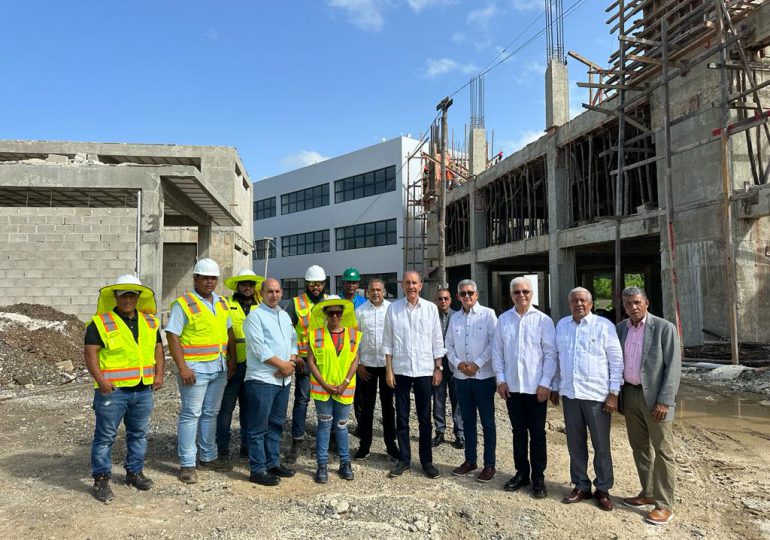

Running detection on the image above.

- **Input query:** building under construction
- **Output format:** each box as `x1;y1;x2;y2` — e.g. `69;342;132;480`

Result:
408;0;770;349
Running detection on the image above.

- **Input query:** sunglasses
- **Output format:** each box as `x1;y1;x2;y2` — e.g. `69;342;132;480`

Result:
437;297;451;301
513;290;531;296
326;311;343;317
458;291;476;297
307;281;324;287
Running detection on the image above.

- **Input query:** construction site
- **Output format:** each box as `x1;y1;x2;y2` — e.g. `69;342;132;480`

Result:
0;1;769;539
407;0;770;361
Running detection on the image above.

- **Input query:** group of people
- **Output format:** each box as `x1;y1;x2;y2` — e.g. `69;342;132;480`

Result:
85;260;681;527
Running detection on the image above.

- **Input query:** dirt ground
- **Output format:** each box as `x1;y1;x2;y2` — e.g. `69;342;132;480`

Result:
0;371;768;540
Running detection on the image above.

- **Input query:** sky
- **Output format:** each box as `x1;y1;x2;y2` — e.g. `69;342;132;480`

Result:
1;1;615;181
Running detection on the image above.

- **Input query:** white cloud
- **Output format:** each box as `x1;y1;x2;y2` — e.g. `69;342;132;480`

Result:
451;32;467;44
501;130;543;154
406;0;454;12
467;4;498;27
512;0;540;11
280;150;330;170
423;57;478;78
203;29;218;40
328;0;385;32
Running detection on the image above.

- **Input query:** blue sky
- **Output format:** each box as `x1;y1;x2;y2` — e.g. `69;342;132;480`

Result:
2;1;614;181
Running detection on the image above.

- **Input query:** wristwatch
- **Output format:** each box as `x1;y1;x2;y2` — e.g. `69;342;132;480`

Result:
434;364;443;371
609;390;619;397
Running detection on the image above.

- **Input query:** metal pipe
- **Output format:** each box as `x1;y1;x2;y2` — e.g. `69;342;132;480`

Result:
135;189;142;277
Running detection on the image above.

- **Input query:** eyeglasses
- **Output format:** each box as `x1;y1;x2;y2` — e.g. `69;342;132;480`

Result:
326;311;343;317
513;290;531;296
307;281;324;287
458;291;476;297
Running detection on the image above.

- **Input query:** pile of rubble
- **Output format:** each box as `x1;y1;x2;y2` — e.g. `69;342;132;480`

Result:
0;303;87;389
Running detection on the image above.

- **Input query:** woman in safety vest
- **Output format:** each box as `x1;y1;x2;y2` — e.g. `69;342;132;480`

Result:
306;296;361;484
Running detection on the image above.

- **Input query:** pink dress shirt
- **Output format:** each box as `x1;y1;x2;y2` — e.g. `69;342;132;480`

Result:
623;316;646;385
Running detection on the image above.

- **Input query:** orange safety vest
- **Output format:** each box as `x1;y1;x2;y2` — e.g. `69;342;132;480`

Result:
92;311;158;387
174;293;230;362
309;326;361;404
293;293;326;357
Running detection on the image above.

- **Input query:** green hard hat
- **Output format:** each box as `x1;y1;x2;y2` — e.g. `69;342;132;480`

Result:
342;267;361;281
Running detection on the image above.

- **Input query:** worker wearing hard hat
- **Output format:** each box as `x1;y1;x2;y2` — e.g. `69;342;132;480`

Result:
165;258;237;484
216;269;265;462
341;267;366;309
285;264;328;463
84;274;164;503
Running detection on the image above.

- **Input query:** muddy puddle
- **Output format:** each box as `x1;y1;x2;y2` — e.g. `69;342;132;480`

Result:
676;383;770;437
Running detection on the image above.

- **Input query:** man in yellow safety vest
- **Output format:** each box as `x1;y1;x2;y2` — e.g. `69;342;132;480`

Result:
84;274;164;503
285;264;328;463
216;269;264;461
166;258;237;484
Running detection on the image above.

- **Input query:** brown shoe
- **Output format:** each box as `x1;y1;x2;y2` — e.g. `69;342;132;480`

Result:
562;487;592;504
476;466;496;483
645;508;673;525
622;495;656;507
594;490;614;511
452;461;478;476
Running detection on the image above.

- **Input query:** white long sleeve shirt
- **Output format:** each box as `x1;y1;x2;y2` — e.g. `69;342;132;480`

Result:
355;299;391;368
492;306;558;393
382;297;446;377
555;312;624;401
445;303;498;380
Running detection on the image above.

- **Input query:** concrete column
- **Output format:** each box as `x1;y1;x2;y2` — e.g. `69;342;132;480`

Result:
546;137;574;320
469;128;486;176
197;220;211;259
545;60;569;131
139;185;164;299
469;177;490;305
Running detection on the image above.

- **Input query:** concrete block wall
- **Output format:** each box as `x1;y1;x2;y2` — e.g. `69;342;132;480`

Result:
161;243;197;316
0;207;138;320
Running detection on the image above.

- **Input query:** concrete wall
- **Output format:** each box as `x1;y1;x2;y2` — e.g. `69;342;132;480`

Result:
0;207;137;319
161;243;197;315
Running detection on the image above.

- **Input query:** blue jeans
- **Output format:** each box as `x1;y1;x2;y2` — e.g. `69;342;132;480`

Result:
455;377;497;467
216;362;248;456
245;380;290;474
91;386;154;477
291;369;311;440
314;398;351;466
177;369;227;467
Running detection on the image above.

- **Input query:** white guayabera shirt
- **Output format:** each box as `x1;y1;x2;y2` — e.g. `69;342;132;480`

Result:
355;299;391;368
382;296;445;377
445;302;498;380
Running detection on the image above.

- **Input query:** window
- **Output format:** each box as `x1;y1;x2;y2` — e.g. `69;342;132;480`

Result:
253;238;276;260
335;218;397;251
335;272;398;299
281;184;329;215
334;165;396;203
253;197;276;221
281;229;330;257
281;277;331;299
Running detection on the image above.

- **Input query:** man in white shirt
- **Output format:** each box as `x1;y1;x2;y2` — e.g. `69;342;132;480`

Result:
492;276;557;498
353;278;399;461
446;279;498;483
555;287;623;511
384;271;445;479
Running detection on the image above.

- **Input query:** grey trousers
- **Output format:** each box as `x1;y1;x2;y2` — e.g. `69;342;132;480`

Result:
623;385;676;510
432;356;463;439
562;397;614;492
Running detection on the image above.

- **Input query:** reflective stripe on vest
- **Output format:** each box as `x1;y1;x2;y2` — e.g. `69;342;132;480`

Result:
294;293;315;357
175;293;229;363
226;296;248;363
93;310;158;388
181;293;201;314
308;326;361;405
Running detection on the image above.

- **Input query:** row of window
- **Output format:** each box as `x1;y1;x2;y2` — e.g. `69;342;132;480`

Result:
252;218;397;260
253;165;397;221
279;273;398;300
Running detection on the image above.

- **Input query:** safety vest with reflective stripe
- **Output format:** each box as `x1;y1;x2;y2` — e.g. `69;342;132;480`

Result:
225;296;253;364
91;310;158;388
174;293;230;363
293;293;326;357
309;326;361;404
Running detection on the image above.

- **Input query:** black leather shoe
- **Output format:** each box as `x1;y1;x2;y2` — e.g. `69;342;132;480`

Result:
453;438;465;450
125;471;153;491
267;465;295;478
388;460;411;477
422;463;440;479
386;446;401;461
532;478;547;499
431;433;445;447
339;461;354;481
503;473;531;492
353;448;370;460
314;464;329;484
249;471;280;486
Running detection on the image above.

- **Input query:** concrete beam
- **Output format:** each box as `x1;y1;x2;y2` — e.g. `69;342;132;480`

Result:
558;213;662;248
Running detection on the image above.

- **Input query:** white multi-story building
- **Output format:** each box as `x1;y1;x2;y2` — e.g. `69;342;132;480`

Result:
252;137;423;299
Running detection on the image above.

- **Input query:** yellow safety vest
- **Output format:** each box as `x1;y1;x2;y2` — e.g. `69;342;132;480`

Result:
174;293;230;363
293;293;326;357
226;296;255;364
309;326;361;404
92;310;158;387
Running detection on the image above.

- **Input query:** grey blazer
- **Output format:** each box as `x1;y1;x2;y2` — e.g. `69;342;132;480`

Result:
616;314;682;422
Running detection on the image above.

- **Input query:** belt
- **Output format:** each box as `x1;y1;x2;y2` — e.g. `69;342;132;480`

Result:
624;382;643;389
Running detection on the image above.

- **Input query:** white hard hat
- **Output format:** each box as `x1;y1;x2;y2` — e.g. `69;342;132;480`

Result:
304;265;326;282
113;274;143;296
193;258;221;277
